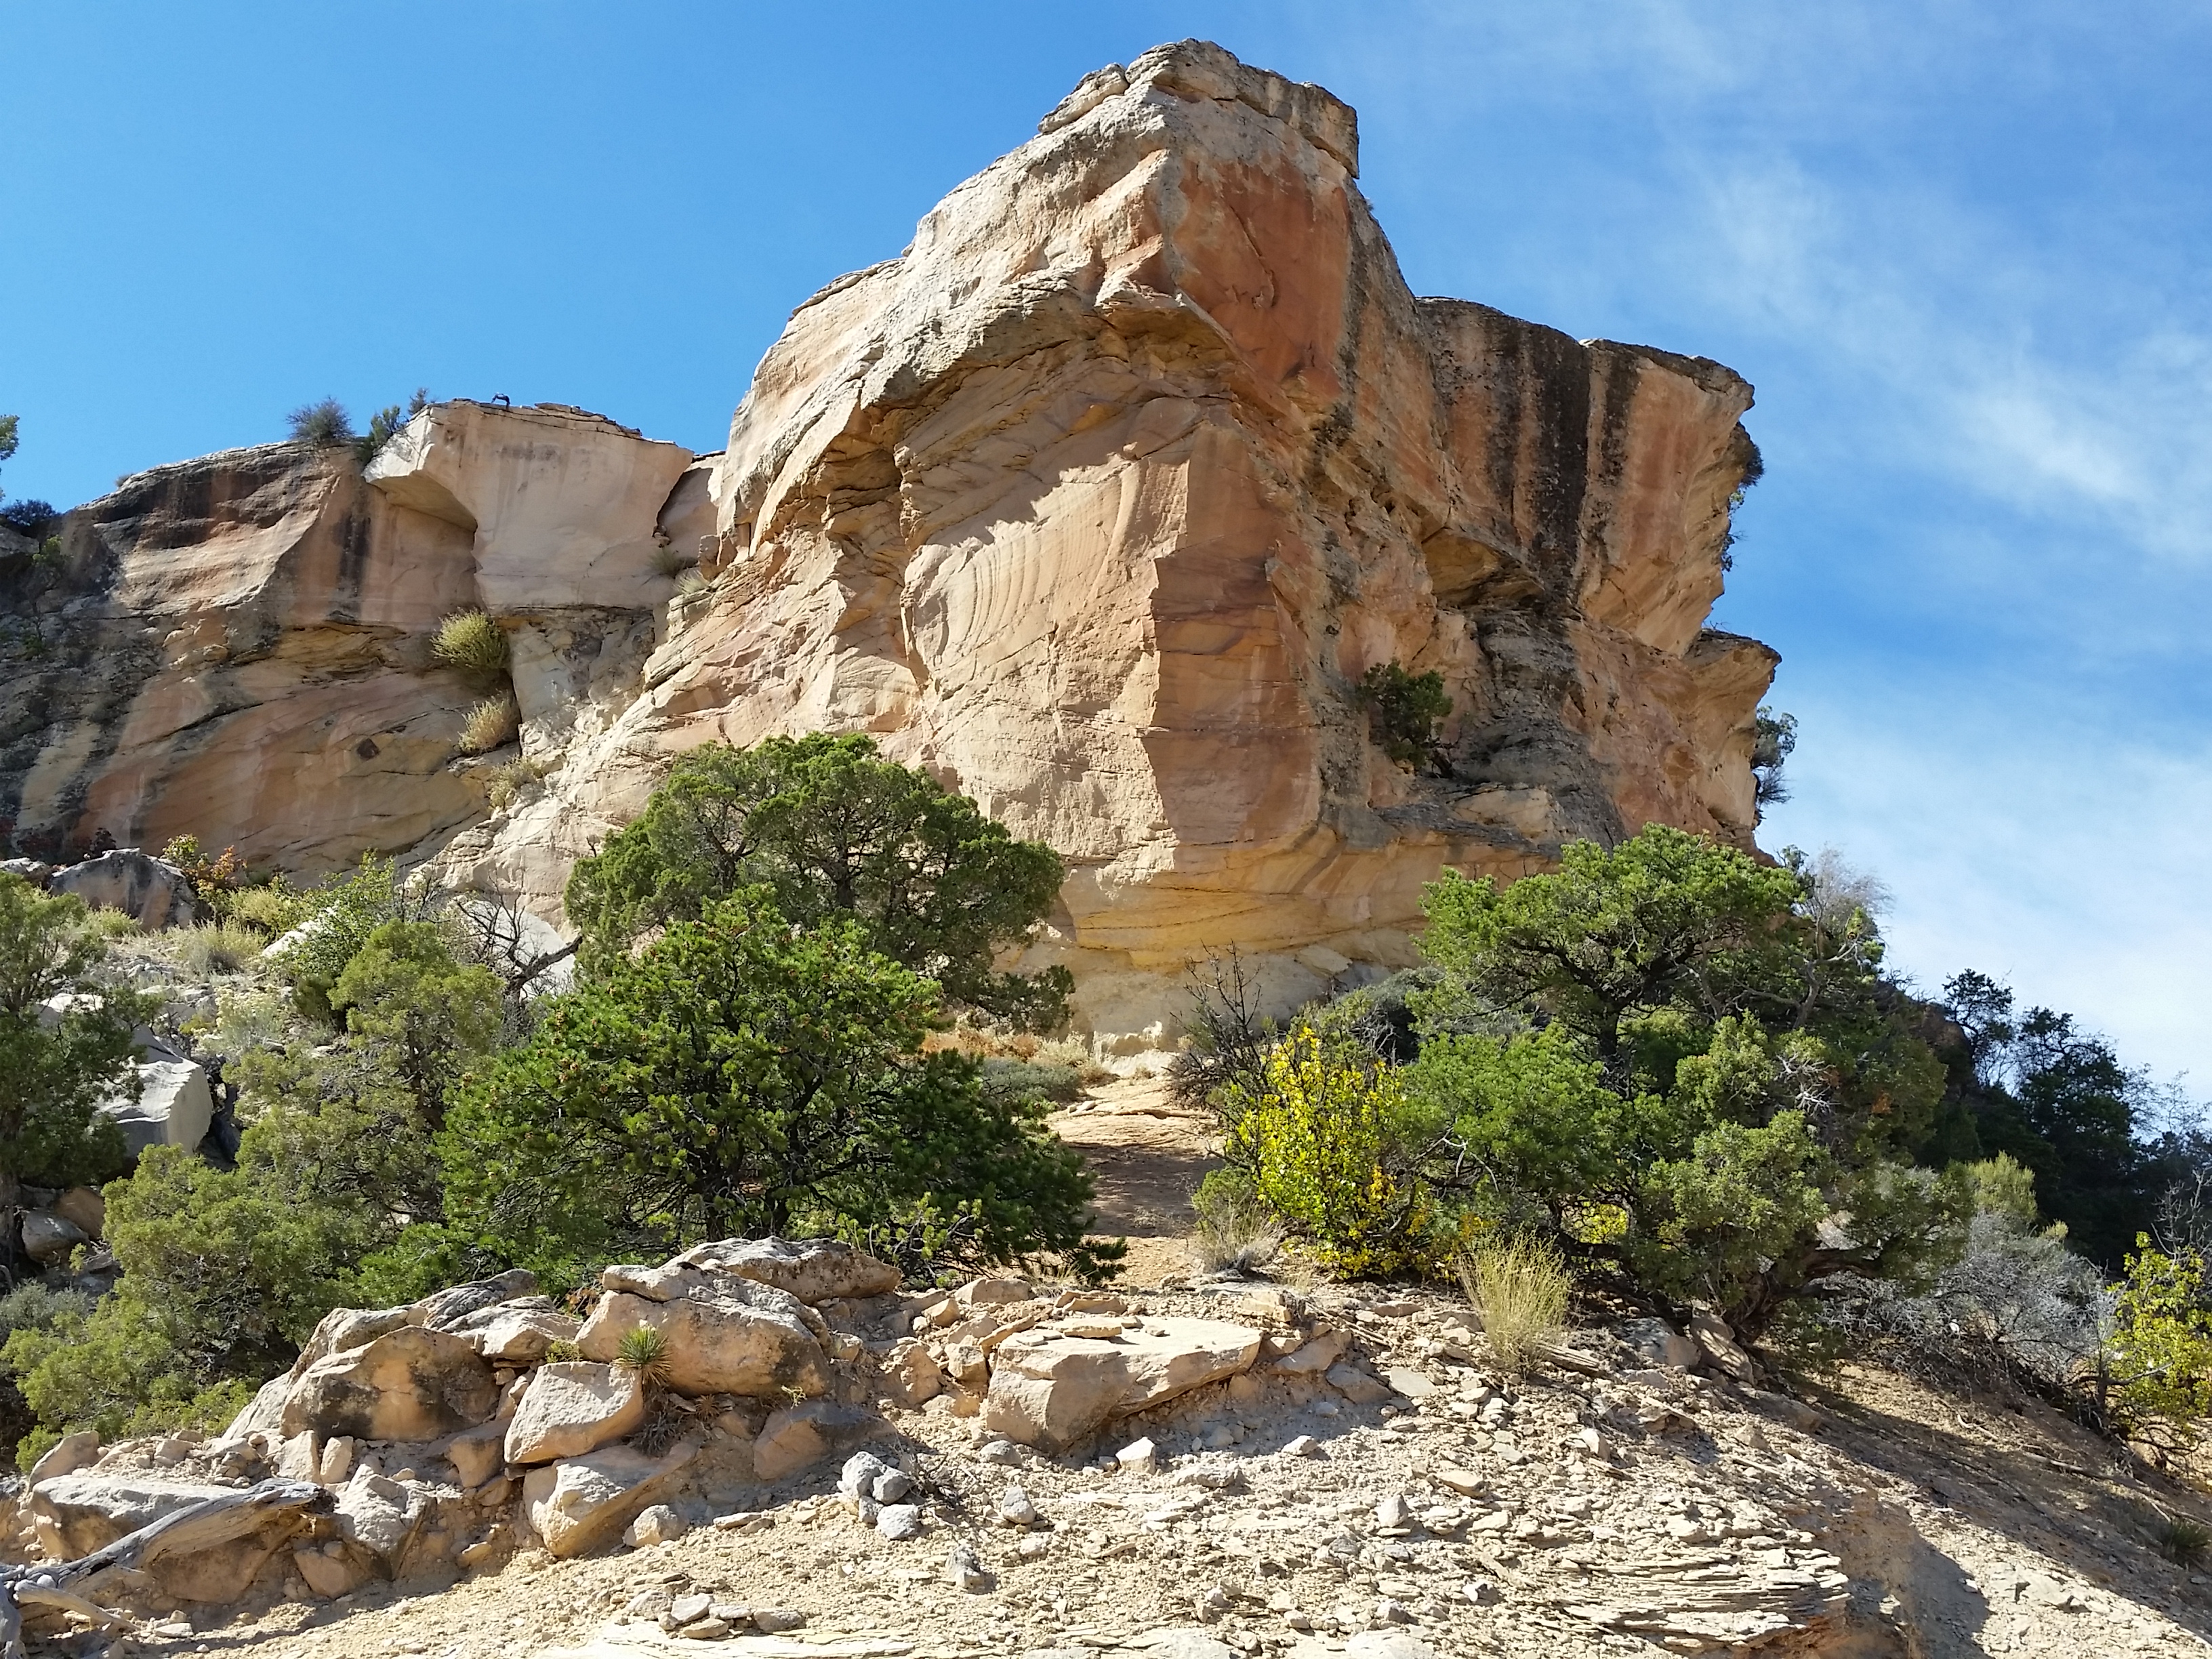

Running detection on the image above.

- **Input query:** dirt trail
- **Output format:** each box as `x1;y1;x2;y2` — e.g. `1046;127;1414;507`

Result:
1048;1077;1220;1285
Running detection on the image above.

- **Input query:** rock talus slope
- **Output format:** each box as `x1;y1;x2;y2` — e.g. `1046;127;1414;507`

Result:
3;41;1776;1049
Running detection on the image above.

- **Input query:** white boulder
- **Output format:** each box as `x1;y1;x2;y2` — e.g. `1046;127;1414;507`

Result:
504;1361;646;1465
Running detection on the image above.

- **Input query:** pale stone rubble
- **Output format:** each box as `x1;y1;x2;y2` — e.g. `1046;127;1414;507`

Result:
9;1243;2195;1658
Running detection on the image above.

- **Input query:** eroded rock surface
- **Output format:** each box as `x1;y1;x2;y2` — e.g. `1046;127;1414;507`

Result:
1;41;1776;1052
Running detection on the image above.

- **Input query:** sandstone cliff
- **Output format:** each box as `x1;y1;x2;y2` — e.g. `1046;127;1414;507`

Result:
1;41;1776;1051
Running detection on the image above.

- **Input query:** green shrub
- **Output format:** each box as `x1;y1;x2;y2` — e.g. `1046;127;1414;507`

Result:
222;880;310;935
433;610;510;689
329;920;504;1130
287;398;354;447
981;1056;1084;1105
1223;1019;1436;1276
439;890;1109;1282
565;733;1071;1030
268;853;415;1024
0;873;140;1187
1356;661;1452;774
613;1323;672;1388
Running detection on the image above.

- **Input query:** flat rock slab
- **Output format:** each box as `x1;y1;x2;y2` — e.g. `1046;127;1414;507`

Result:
985;1316;1262;1451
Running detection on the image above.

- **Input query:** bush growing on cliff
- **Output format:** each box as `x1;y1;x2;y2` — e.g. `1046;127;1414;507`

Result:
286;398;354;448
438;889;1110;1286
0;872;140;1189
1357;661;1452;775
432;609;512;690
566;733;1073;1031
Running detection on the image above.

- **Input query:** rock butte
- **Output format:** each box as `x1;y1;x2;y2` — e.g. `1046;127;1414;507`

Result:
0;41;1774;1052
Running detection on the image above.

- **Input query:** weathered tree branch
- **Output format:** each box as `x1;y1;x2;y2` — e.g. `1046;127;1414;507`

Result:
1;1477;320;1658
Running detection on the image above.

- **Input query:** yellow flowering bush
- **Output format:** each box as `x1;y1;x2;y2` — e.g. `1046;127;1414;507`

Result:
1223;1020;1435;1275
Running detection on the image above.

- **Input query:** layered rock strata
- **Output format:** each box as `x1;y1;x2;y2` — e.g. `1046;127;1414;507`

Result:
1;41;1775;1049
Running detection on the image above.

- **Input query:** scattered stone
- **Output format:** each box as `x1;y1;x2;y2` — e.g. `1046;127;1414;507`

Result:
752;1399;881;1482
977;1438;1023;1466
1374;1494;1413;1528
333;1470;424;1569
626;1503;689;1547
1281;1435;1321;1458
27;1430;99;1486
999;1483;1038;1526
872;1469;914;1502
580;1280;830;1398
877;1503;924;1540
1687;1309;1757;1382
677;1235;903;1303
1118;1437;1160;1471
1433;1467;1483;1496
1324;1363;1391;1405
520;1440;698;1558
1383;1368;1436;1400
949;1541;994;1591
49;848;201;928
283;1322;499;1442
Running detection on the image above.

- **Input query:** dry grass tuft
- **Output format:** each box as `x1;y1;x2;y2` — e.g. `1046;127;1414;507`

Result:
433;609;510;689
1458;1236;1572;1375
171;920;266;975
1189;1175;1286;1277
457;695;520;756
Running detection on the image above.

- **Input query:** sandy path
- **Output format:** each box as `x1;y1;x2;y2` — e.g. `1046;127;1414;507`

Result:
1048;1077;1220;1284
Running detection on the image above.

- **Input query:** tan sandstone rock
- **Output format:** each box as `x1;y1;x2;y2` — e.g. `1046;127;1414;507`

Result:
521;1441;697;1559
676;1236;903;1304
504;1361;647;1466
577;1284;829;1399
281;1323;499;1441
985;1316;1263;1451
3;43;1776;1058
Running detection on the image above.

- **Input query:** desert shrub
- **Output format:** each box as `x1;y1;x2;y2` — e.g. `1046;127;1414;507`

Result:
485;755;554;811
328;920;504;1130
440;890;1111;1286
433;609;512;689
222;880;310;935
83;906;140;939
1167;949;1282;1111
170;920;264;976
2106;1235;2212;1433
2157;1517;2211;1568
354;388;429;466
267;853;426;1024
1459;1236;1571;1374
1;1129;380;1457
1223;1019;1437;1276
287;398;354;447
0;873;140;1188
1405;826;1967;1336
1805;1203;2106;1395
1357;661;1452;774
1751;706;1797;811
674;567;710;597
1189;1167;1285;1276
981;1056;1084;1105
565;733;1071;1030
457;693;521;756
613;1323;672;1388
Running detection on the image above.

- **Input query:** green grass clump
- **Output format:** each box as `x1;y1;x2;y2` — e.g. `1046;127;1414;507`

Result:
172;920;265;976
1458;1236;1572;1376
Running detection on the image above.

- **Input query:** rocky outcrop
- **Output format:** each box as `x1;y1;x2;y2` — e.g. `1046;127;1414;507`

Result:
0;405;691;880
2;42;1776;1050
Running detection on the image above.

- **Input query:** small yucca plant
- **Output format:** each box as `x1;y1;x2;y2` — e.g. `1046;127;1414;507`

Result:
613;1322;672;1389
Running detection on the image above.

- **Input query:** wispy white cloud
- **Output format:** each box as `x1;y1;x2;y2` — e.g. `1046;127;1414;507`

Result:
1765;684;2212;1086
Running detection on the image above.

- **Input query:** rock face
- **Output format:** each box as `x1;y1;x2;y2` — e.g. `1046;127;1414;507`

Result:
0;42;1775;1049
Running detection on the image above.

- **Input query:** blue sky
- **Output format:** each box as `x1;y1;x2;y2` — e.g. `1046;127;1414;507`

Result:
5;2;2207;1084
